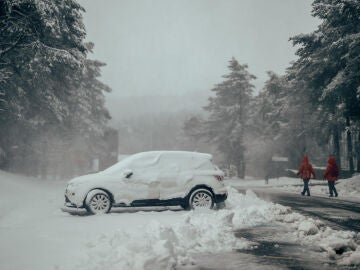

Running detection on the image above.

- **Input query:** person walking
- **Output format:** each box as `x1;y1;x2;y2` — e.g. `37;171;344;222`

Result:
323;157;339;197
297;156;316;196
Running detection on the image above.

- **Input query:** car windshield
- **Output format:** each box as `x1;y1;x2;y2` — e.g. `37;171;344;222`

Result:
100;152;161;175
100;155;135;175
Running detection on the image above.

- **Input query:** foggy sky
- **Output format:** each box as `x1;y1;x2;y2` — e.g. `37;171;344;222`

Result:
78;0;319;100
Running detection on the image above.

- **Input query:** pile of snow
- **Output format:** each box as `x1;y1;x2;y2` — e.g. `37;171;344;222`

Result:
80;188;360;270
340;246;360;265
336;174;360;197
79;189;274;270
274;210;358;260
80;212;251;270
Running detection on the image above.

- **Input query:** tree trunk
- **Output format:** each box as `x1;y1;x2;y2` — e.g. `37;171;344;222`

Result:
236;152;245;179
356;132;360;173
346;117;354;174
241;160;246;179
333;125;341;172
237;162;245;179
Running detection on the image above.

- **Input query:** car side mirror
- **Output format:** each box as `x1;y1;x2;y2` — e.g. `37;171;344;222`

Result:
123;169;133;179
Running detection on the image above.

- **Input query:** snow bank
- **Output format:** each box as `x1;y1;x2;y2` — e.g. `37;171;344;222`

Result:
79;189;268;270
226;189;284;229
80;212;251;270
274;211;359;260
340;246;360;265
79;188;360;269
336;174;360;197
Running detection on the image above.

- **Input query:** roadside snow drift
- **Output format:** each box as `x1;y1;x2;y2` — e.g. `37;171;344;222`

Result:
80;188;360;270
78;189;268;270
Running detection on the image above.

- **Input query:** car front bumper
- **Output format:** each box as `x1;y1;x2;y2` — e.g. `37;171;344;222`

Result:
61;201;87;215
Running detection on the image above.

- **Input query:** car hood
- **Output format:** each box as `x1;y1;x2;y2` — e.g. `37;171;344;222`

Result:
68;173;121;185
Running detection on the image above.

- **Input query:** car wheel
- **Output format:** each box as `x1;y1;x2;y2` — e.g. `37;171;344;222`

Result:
189;189;214;209
85;189;112;215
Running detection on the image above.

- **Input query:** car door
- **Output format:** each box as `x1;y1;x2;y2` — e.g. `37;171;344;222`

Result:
157;155;188;200
110;171;160;204
125;167;160;200
108;155;160;204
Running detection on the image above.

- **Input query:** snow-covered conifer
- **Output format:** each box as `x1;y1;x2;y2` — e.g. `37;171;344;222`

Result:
203;58;255;178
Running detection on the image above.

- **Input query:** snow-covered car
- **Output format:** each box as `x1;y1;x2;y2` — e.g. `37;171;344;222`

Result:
62;151;227;214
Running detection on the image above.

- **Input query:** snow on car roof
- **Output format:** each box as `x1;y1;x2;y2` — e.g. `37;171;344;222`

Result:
102;151;212;174
135;151;212;159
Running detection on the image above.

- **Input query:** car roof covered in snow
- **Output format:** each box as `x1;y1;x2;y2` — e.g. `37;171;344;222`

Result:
131;151;212;159
102;151;213;174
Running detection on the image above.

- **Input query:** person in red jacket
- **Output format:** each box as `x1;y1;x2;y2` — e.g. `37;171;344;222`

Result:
323;157;339;197
296;156;316;196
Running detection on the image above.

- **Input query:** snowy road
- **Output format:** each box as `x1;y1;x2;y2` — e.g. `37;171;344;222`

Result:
235;188;360;232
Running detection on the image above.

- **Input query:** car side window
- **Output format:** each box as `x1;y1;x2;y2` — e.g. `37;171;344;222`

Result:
127;155;161;183
192;159;214;170
158;155;186;172
130;155;158;169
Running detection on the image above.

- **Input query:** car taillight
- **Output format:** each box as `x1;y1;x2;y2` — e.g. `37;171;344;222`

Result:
214;175;223;181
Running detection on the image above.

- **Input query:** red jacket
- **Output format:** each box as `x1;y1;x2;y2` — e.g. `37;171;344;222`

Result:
297;156;316;179
324;157;339;181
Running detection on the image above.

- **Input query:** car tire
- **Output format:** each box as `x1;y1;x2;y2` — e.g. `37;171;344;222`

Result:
85;189;112;215
188;188;214;210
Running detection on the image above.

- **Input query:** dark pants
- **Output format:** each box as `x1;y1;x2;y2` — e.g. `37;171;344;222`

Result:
328;181;338;197
302;178;310;196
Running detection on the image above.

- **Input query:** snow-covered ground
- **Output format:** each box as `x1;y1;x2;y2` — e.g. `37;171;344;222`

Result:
0;170;359;270
226;175;360;201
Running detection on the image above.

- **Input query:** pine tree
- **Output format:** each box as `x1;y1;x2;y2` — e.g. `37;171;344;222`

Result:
0;0;111;176
246;72;290;175
290;0;360;172
252;72;289;140
203;58;255;178
250;70;330;173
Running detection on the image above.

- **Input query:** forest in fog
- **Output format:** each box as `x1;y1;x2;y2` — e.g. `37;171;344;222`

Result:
0;0;359;179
